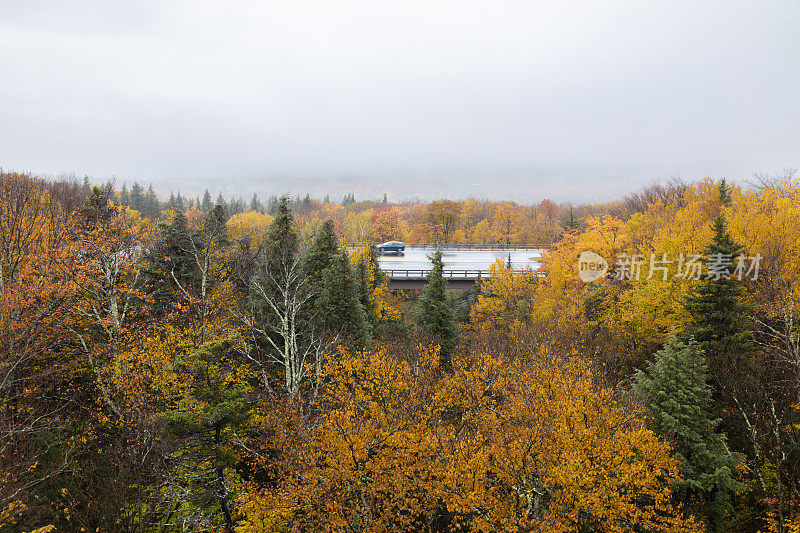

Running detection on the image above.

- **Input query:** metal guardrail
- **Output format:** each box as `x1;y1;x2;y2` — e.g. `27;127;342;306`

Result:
383;269;533;279
349;242;551;251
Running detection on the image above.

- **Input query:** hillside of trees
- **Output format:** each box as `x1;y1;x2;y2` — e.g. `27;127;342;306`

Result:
1;169;799;532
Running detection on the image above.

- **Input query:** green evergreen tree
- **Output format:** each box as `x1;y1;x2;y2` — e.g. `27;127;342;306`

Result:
354;253;376;329
78;186;117;228
318;251;371;347
81;175;92;197
683;180;752;373
354;245;390;330
417;249;459;371
250;193;263;213
266;195;279;215
120;183;129;206
215;192;227;211
718;177;732;207
129;181;144;212
144;184;160;217
563;206;580;231
302;219;339;287
263;195;298;270
201;189;213;213
204;203;229;243
158;337;254;533
229;196;243;215
148;209;198;310
635;335;743;532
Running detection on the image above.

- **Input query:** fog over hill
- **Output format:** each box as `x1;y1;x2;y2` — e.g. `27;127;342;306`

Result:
2;1;798;202
128;168;653;204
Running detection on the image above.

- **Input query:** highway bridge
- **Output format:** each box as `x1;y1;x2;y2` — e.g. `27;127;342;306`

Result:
366;244;547;289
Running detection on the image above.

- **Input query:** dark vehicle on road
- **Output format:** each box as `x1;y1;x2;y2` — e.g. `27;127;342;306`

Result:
377;241;405;254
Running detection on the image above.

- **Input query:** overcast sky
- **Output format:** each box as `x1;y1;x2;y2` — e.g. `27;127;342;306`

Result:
1;0;798;202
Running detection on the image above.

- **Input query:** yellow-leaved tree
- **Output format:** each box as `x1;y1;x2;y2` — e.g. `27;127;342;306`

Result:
237;341;702;532
470;258;538;332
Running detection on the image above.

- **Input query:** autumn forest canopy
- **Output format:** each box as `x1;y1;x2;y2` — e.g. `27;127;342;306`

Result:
2;169;800;532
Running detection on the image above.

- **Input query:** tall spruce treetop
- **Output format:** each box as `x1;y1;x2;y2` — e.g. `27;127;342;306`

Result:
683;180;751;366
303;219;339;285
129;181;144;212
144;185;160;218
718;177;732;207
204;204;229;244
201;189;213;213
120;183;129;206
250;193;263;213
78;186;118;229
635;335;743;532
148;209;198;310
319;250;371;347
263;195;299;268
418;249;459;371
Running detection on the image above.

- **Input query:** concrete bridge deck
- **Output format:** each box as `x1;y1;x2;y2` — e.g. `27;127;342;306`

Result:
374;246;546;289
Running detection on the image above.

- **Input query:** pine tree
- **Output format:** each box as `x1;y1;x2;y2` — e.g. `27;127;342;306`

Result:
158;337;253;533
354;253;376;329
266;195;279;215
302;219;339;287
129;181;144;212
417;249;459;371
354;245;391;329
81;175;92;198
148;209;197;310
263;195;298;269
215;192;227;211
78;186;117;228
635;335;743;532
683;181;752;374
205;204;229;242
201;189;213;213
318;251;371;347
229;196;243;215
144;184;160;217
563;206;580;231
120;183;129;206
250;193;263;213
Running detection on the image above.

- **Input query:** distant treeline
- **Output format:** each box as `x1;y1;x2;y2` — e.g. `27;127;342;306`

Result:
55;175;689;246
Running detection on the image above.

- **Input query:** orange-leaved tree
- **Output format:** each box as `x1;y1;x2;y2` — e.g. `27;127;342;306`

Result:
238;341;702;532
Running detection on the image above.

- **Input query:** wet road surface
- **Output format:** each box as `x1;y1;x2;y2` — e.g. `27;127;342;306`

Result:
377;247;544;273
